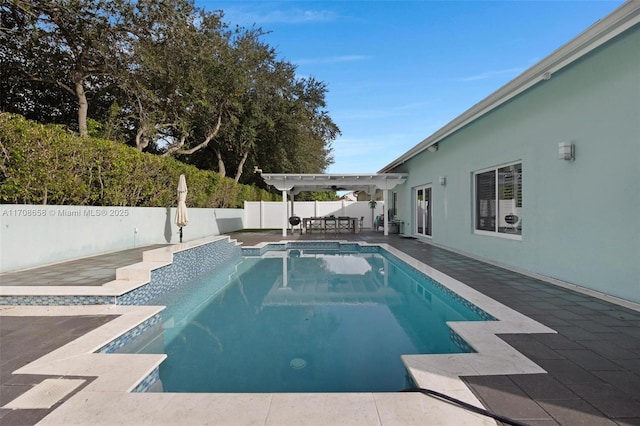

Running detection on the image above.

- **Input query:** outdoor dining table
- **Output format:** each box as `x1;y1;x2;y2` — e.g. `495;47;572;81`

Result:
303;217;358;233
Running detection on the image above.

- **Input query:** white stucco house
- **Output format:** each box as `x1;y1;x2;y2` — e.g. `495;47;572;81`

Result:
378;1;640;304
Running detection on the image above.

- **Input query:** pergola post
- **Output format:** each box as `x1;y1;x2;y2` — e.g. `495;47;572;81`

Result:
281;189;287;237
383;189;389;236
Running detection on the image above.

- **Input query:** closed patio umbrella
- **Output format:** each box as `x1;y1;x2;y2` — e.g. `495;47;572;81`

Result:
175;174;188;243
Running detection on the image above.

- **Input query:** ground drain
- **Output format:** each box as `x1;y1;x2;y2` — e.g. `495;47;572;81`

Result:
289;358;307;369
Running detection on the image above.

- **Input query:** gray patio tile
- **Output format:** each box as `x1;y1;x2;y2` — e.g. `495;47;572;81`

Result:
508;374;578;400
579;300;620;311
551;325;601;341
566;383;640;418
537;287;570;295
567;319;616;333
614;359;640;375
524;420;561;426
537;400;617;426
597;333;640;350
551;310;589;321
463;376;552;422
535;359;604;385
499;338;565;361
591;315;633;327
591;371;640;397
614;326;640;340
576;339;639;360
614;418;640;426
527;315;572;327
604;310;640;321
527;301;560;311
556;349;626;371
560;294;594;303
508;306;545;316
532;333;586;350
565;305;609;316
548;297;588;307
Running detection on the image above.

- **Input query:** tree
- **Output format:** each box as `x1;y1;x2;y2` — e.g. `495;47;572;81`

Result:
1;0;127;136
1;0;339;183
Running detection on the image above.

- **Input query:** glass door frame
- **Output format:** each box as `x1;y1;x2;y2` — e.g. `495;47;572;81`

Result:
414;184;432;238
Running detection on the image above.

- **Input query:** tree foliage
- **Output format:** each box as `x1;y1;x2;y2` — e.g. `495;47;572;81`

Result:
1;0;127;136
0;113;277;207
1;0;340;189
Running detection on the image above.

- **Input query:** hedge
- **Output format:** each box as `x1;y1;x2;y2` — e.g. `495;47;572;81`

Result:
0;113;277;207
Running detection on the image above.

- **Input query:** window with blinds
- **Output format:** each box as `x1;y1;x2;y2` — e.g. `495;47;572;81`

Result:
475;162;522;236
476;171;496;231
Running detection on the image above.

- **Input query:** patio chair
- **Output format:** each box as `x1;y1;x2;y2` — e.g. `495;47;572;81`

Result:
338;216;351;233
308;217;324;233
325;215;337;234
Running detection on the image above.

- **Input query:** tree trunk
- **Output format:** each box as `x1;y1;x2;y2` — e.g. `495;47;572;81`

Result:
163;114;222;157
215;149;226;177
135;127;149;151
74;71;89;137
234;150;249;183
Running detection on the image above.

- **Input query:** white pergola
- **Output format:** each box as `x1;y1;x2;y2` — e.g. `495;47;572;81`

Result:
261;173;408;237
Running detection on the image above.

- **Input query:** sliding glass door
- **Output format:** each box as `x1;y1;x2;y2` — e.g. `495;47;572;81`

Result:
415;185;432;237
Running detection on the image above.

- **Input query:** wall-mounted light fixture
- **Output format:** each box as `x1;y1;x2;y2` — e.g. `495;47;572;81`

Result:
427;143;438;153
558;142;575;161
439;176;446;186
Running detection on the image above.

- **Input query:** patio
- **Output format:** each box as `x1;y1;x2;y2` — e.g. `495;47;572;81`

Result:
1;230;639;425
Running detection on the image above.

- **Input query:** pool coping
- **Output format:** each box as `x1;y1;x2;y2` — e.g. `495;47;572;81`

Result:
1;237;561;425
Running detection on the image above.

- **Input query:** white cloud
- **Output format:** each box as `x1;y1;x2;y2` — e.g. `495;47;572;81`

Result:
218;6;337;25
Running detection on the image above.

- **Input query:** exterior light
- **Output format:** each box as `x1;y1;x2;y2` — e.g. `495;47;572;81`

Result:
439;176;446;186
558;142;575;161
427;143;438;153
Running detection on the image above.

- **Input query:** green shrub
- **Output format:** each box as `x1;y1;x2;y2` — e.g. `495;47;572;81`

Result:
0;113;275;207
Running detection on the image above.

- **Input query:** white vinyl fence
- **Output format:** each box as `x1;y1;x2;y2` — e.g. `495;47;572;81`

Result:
244;200;385;230
1;201;386;273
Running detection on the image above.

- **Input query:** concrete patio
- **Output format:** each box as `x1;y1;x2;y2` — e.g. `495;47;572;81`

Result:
1;231;639;425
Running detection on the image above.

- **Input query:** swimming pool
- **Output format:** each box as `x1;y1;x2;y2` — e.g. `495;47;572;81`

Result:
143;243;494;393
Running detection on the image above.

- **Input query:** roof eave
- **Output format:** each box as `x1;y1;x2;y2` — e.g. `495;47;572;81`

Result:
378;1;640;173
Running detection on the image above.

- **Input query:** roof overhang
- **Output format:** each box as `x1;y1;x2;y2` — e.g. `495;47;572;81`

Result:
261;173;408;194
378;1;640;173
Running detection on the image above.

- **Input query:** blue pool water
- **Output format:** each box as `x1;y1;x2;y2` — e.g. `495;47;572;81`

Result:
146;245;492;393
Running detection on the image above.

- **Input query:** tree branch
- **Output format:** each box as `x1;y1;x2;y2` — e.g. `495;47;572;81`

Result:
162;114;223;156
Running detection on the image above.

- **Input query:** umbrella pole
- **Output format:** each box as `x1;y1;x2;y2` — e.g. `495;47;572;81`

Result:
179;227;183;243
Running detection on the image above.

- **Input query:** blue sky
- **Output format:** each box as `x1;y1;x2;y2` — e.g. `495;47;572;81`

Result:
197;1;624;174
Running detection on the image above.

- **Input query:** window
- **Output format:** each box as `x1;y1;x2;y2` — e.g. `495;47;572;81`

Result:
475;163;522;236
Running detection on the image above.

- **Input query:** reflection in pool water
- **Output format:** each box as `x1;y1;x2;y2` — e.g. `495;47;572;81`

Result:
145;247;491;393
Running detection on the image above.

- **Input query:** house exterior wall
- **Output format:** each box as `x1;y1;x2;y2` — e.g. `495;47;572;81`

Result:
390;24;640;303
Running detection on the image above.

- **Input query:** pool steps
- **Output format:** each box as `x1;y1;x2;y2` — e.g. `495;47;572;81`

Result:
0;235;241;305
